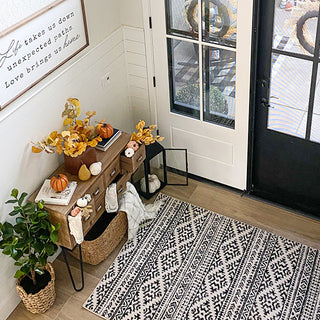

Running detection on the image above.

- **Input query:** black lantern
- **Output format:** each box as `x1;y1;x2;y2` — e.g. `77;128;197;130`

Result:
133;141;188;199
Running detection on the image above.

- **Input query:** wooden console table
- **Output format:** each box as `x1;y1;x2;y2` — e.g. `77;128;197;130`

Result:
29;132;145;290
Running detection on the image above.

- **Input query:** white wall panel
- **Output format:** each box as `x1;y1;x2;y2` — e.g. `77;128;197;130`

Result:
0;0;151;311
128;75;148;89
0;2;128;317
123;26;151;127
120;0;144;29
123;26;145;42
127;64;148;78
126;52;147;67
125;40;146;55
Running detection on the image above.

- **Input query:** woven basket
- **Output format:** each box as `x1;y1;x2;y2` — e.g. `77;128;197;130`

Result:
16;263;56;314
71;211;128;265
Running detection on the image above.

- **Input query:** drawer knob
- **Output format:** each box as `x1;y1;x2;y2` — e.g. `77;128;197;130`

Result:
84;214;91;221
93;187;100;196
137;155;143;162
97;204;103;212
110;169;116;177
117;186;123;194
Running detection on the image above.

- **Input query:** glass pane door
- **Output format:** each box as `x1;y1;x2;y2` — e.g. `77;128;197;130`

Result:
203;46;236;128
252;0;320;216
267;2;320;142
202;0;237;47
166;0;238;128
168;39;200;118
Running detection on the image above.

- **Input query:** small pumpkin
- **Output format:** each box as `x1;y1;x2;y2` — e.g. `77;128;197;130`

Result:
140;174;161;194
70;206;81;217
99;123;114;139
77;197;88;208
125;147;134;158
127;140;139;151
84;193;92;203
89;162;102;176
50;174;69;192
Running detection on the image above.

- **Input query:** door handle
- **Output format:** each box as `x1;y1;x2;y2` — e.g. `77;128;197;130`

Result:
261;80;268;88
260;98;273;108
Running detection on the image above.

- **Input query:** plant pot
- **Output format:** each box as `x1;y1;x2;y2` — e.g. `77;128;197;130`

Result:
16;263;56;314
64;147;97;175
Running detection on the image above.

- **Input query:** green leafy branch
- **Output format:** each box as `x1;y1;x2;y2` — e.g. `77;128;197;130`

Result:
0;189;60;285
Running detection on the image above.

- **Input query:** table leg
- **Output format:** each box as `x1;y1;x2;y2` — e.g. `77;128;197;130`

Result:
61;245;84;292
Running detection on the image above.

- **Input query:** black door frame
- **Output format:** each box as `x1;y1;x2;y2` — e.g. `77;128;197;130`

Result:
247;0;320;217
247;0;260;194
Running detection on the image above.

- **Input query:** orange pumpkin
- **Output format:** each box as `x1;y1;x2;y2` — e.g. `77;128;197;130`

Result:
50;174;69;192
99;123;113;139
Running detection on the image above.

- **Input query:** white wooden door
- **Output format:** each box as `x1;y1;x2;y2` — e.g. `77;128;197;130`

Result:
150;0;253;189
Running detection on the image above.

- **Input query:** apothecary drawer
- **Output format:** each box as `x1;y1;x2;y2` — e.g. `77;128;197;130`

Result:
90;194;105;227
116;172;130;198
104;155;121;187
82;194;105;235
82;208;93;235
120;143;145;173
87;175;104;202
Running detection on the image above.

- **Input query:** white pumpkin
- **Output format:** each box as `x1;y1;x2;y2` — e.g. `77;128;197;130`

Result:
125;147;134;158
89;162;102;176
140;174;161;193
76;197;88;208
83;193;92;203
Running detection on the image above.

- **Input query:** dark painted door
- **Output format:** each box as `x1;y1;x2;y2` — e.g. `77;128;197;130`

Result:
252;0;320;216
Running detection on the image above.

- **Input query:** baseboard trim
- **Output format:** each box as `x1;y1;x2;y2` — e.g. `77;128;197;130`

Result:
168;167;320;222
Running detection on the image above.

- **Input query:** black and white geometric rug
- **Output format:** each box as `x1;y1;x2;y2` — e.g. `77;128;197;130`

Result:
83;194;320;320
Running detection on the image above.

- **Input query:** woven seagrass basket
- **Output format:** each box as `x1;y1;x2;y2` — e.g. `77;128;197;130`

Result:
71;210;128;265
16;263;56;314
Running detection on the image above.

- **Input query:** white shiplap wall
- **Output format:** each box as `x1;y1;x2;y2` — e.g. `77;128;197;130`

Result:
0;24;150;320
123;26;151;126
0;26;132;320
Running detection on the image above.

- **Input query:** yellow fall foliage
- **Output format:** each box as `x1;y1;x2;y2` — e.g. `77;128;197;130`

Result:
32;146;42;153
63;118;73;126
130;120;164;145
67;98;81;107
31;98;103;157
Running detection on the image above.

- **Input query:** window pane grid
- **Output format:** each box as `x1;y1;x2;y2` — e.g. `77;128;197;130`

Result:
168;39;200;119
203;45;236;128
166;0;237;128
267;1;320;143
166;33;237;52
202;0;237;48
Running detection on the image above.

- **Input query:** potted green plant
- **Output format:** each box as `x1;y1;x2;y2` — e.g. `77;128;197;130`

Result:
0;189;60;314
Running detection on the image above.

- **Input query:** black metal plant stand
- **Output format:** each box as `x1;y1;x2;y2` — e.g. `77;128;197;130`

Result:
61;244;84;292
136;141;188;199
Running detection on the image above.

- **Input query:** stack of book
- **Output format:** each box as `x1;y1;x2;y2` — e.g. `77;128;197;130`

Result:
35;180;77;206
96;128;122;151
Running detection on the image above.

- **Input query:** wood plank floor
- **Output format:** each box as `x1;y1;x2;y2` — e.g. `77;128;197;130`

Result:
7;173;320;319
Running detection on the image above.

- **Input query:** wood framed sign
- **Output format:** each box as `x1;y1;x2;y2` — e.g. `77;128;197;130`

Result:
0;0;89;110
